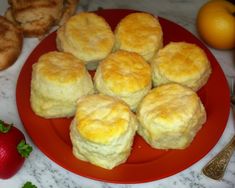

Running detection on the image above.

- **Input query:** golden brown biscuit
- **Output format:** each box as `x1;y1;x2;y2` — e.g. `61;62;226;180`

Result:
56;12;114;69
114;12;163;61
151;42;212;91
30;51;94;118
0;16;23;70
70;94;138;169
94;50;152;111
137;83;206;149
5;0;78;37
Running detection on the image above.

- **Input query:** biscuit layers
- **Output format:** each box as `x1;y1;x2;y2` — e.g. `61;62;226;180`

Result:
70;94;138;169
114;12;163;61
137;83;206;149
57;12;114;69
30;51;94;118
94;50;152;111
151;42;211;91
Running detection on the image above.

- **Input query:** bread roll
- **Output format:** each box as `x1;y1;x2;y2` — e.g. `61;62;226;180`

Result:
30;51;94;118
151;42;211;91
114;12;163;61
94;50;152;111
137;83;206;149
70;94;138;169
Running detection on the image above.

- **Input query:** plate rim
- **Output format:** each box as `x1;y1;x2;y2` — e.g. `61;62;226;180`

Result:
16;9;230;184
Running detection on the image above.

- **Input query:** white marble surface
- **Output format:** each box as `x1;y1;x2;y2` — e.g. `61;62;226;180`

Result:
0;0;235;187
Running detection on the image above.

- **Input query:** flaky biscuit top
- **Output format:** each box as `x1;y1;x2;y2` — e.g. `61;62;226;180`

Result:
63;12;114;61
33;51;86;83
75;94;131;144
152;42;211;83
98;50;151;94
114;12;163;60
137;83;202;131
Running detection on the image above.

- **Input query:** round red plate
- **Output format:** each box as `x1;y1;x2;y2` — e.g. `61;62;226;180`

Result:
16;9;230;183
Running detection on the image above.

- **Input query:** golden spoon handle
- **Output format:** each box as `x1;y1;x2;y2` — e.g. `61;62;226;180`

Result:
202;135;235;180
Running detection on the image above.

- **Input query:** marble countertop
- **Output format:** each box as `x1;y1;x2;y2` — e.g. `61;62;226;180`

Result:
0;0;234;187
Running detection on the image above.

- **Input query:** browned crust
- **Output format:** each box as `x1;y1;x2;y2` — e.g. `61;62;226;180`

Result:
0;16;23;70
5;0;79;38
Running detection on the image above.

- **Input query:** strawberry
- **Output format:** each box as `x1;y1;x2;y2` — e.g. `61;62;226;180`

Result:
0;120;32;179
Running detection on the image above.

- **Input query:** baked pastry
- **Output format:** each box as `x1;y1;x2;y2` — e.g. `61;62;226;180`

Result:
151;42;212;91
70;94;138;169
94;50;152;111
30;51;94;118
137;83;206;149
5;0;78;37
0;15;23;71
114;12;163;61
56;12;114;70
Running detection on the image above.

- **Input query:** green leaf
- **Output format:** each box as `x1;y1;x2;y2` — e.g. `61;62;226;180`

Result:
0;120;12;133
17;140;33;158
22;181;37;188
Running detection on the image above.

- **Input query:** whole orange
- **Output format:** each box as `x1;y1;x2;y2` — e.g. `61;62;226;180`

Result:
196;0;235;49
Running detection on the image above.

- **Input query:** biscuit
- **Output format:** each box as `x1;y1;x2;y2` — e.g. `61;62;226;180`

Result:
114;12;163;61
0;16;23;70
30;51;94;118
137;83;206;149
57;12;114;70
94;50;152;111
5;0;78;37
151;42;212;91
70;94;138;169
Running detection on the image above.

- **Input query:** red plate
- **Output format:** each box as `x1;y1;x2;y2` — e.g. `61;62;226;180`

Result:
16;9;230;183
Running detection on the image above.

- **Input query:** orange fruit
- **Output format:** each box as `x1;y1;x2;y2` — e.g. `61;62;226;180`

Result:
196;0;235;49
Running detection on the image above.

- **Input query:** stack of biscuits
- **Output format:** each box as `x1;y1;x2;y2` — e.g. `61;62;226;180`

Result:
5;0;79;37
29;11;212;170
0;0;79;71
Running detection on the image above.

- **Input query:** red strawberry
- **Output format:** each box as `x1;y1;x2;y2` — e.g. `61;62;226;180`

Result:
0;120;32;179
